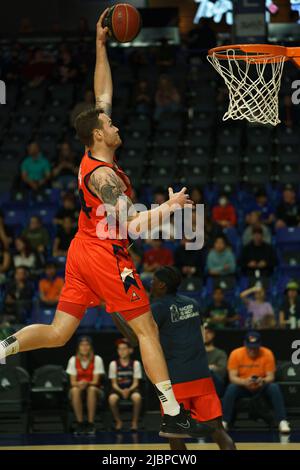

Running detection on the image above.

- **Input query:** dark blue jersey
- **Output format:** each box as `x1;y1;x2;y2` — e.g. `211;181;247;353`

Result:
151;293;211;384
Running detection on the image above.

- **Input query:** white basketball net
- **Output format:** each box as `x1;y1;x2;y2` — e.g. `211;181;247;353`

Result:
207;48;286;126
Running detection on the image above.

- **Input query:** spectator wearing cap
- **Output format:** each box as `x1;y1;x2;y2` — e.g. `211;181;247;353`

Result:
212;195;237;229
276;185;300;229
246;191;275;227
204;324;228;397
239;227;277;277
66;336;105;436
204;288;239;329
240;286;276;329
222;331;290;433
206;236;236;277
279;281;300;329
38;262;64;307
108;339;143;431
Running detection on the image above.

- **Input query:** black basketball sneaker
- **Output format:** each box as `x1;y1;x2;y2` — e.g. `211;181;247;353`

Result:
159;403;215;438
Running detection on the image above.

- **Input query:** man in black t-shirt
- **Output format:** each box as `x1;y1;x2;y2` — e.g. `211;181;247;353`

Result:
276;186;300;228
150;266;235;451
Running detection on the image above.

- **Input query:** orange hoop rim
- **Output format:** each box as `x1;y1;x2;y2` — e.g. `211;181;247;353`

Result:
208;44;300;67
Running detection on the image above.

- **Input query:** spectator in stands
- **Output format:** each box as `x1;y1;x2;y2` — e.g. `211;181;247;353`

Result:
190;186;204;205
206;236;236;277
0;210;13;248
222;331;290;433
21;142;51;194
132;79;152;115
140;238;174;282
22;48;54;88
3;266;34;324
279;280;300;329
22;216;50;256
13;237;38;271
70;89;94;126
239;227;277;277
175;236;206;279
108;338;143;431
53;216;76;257
204;323;228;397
0;240;11;285
52;142;78;190
240;285;276;329
212;194;237;228
276;185;300;228
39;262;64;307
54;193;79;226
246;190;275;227
204;211;223;249
204;288;239;328
242;211;271;246
153;188;168;205
67;336;105;436
154;75;181;120
56;49;78;84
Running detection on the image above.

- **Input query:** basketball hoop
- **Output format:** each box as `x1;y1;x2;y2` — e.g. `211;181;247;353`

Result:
207;44;300;126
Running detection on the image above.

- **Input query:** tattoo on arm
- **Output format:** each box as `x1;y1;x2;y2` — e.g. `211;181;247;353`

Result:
95;98;112;117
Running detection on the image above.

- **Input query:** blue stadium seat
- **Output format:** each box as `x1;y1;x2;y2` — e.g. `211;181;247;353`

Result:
276;228;300;250
4;209;28;227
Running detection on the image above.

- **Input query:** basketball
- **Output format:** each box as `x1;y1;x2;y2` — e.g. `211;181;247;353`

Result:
103;3;142;43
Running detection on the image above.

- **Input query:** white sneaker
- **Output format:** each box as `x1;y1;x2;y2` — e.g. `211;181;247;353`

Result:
279;420;291;433
222;421;228;431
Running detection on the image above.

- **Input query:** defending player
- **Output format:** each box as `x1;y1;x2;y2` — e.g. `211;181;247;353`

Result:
0;10;212;438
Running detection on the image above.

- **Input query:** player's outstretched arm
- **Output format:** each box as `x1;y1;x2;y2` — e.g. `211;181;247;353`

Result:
94;8;112;117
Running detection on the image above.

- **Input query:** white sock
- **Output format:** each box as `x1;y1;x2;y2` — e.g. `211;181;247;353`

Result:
155;380;180;416
0;336;19;363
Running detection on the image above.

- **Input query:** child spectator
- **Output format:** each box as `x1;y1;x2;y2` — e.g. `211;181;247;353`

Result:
39;262;64;307
240;286;276;329
108;338;142;431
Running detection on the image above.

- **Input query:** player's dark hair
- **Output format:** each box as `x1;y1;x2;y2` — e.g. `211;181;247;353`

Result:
74;107;104;147
155;266;182;294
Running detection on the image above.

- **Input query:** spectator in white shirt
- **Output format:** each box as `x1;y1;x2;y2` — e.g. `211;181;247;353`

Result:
108;338;143;431
66;336;105;435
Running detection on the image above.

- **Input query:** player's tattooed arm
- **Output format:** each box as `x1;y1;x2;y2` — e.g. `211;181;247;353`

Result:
89;167;137;220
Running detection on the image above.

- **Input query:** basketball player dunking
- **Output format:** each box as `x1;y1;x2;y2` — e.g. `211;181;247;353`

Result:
0;10;212;438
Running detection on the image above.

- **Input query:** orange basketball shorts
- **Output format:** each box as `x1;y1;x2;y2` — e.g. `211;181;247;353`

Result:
58;237;150;322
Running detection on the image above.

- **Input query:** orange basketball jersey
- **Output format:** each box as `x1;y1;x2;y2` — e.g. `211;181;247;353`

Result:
76;150;132;246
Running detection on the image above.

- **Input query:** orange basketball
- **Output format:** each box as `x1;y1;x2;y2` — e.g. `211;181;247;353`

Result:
104;3;142;43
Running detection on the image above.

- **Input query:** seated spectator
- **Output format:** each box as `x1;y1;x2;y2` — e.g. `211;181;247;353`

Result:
0;239;11;285
132;79;152;115
175;236;206;278
204;211;223;248
279;280;300;329
0;209;13;248
22;48;54;88
204;323;228;397
190;186;204;205
222;331;290;433
239;227;277;277
206;236;236;277
204;288;239;329
108;338;142;431
154;75;181;120
54;193;79;226
39;262;64;307
70;89;94;126
21;142;51;193
276;185;300;228
212;195;237;228
140;239;174;282
246;190;275;227
3;266;34;324
53;216;76;257
13;237;38;270
52;142;79;190
240;286;276;329
242;211;271;246
22;216;50;256
67;336;105;436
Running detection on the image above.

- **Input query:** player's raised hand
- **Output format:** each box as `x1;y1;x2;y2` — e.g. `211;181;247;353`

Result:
96;8;110;44
168;187;194;209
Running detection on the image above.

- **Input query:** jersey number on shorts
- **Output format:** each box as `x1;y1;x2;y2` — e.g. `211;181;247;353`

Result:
79;189;92;219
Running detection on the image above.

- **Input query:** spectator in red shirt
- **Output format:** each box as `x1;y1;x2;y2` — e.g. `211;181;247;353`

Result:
212;195;237;228
141;239;174;283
